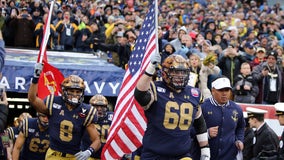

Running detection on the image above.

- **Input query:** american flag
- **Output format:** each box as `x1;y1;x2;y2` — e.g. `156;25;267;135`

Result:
101;1;157;159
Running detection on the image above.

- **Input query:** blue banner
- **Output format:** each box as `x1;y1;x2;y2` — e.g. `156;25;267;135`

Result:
1;48;125;97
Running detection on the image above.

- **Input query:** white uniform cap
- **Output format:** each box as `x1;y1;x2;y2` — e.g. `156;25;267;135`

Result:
246;107;267;118
275;103;284;116
211;77;232;90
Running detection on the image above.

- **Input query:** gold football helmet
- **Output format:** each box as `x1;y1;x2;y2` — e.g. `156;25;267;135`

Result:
90;94;108;118
162;55;190;90
61;75;85;107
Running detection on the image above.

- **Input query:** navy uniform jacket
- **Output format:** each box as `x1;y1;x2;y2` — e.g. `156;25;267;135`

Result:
279;130;284;159
201;97;245;160
142;81;203;157
19;118;49;160
81;111;113;158
44;95;98;155
243;128;254;160
252;123;279;159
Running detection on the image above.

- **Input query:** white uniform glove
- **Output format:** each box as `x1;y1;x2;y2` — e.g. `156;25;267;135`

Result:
74;150;92;160
200;147;210;160
145;52;161;76
33;63;43;78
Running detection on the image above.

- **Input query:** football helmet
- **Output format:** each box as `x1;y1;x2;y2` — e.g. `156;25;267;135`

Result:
61;75;85;107
37;112;49;129
162;55;190;90
89;94;108;118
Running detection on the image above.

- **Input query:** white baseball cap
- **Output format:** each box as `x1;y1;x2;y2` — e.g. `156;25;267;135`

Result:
211;77;232;90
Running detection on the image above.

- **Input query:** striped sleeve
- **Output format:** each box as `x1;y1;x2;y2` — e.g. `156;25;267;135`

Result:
6;127;14;140
83;106;97;127
45;94;55;116
21;118;29;138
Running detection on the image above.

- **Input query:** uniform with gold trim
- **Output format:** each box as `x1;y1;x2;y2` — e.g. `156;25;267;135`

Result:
274;103;284;159
5;126;20;143
134;54;210;159
44;94;97;155
81;111;113;158
18;117;49;160
81;94;113;159
247;107;279;159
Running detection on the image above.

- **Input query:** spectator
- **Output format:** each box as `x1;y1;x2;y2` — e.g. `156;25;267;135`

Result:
55;10;78;51
201;76;245;160
246;107;279;159
3;7;19;46
250;47;267;70
252;51;283;104
12;112;49;160
233;62;259;103
85;21;106;52
31;7;42;25
74;15;93;52
0;27;5;72
160;42;175;63
274;103;284;159
81;94;113;159
188;54;201;88
174;34;199;59
199;53;221;99
10;7;35;48
134;54;210;159
170;26;187;51
34;13;56;49
95;31;131;69
218;42;247;85
240;42;256;63
52;9;62;26
28;70;101;160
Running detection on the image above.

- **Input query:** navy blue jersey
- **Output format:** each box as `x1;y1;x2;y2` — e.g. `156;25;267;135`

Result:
81;111;113;158
6;126;20;142
201;97;245;160
44;95;98;154
19;118;49;160
142;81;202;157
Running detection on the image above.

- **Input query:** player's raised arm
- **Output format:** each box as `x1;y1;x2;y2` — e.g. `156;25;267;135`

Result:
28;63;48;114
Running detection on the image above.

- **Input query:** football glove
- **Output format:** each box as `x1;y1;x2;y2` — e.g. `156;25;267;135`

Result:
145;52;161;76
200;146;210;160
33;63;43;78
74;150;91;160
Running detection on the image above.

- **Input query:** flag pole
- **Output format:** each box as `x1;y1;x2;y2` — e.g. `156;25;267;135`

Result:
38;0;54;63
155;0;158;54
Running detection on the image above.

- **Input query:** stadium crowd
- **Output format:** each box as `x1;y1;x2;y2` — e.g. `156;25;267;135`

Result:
1;0;284;159
0;0;283;103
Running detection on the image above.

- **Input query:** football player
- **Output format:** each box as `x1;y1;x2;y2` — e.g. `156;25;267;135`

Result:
81;94;113;159
12;112;49;160
6;112;32;143
134;54;210;159
5;112;32;160
28;64;101;160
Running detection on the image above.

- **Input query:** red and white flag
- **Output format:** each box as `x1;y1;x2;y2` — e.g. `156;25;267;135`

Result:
37;1;64;99
101;0;158;159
